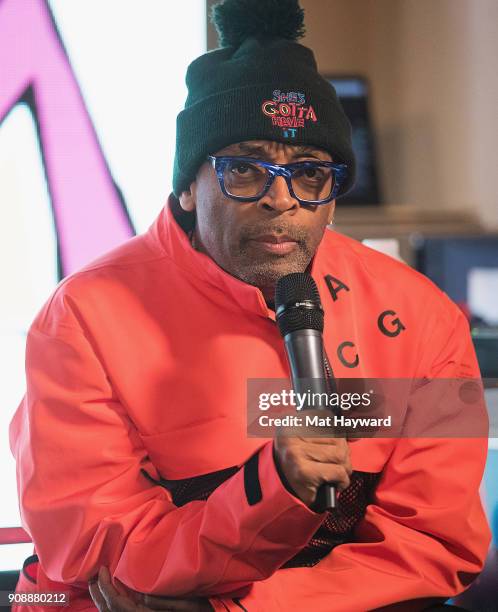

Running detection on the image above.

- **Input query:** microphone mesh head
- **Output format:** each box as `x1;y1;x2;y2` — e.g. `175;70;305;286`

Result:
275;273;324;337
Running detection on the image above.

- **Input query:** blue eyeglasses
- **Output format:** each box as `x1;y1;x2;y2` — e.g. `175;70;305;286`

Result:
207;155;348;205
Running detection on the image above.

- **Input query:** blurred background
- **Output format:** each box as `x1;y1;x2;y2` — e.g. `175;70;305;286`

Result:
1;0;497;608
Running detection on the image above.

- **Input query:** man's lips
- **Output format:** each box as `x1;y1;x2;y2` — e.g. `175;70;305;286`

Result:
249;234;299;254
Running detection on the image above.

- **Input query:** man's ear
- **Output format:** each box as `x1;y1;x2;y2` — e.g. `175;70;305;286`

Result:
327;200;336;225
179;182;197;212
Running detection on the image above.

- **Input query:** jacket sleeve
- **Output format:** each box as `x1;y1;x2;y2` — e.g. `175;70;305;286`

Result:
9;302;325;597
210;303;491;612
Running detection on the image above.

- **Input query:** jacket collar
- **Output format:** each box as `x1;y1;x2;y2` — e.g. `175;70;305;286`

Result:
149;194;326;320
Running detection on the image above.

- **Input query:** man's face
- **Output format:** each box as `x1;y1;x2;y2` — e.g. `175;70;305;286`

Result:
179;140;335;302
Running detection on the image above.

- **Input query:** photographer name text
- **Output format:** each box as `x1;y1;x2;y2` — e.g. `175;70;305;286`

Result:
258;414;392;428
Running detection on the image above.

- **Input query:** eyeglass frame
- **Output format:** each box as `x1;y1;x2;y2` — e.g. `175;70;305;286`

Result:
207;155;348;205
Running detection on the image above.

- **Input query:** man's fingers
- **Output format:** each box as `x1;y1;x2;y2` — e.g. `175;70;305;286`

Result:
143;595;212;611
97;567;144;612
303;441;350;464
98;567;116;594
320;464;351;491
89;579;111;612
143;596;190;610
115;577;148;605
93;567;212;611
97;566;120;611
283;439;352;477
299;435;343;444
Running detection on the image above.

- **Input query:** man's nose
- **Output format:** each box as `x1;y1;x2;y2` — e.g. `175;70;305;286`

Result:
257;176;299;213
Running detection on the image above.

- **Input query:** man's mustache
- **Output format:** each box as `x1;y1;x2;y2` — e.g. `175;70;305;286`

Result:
239;224;309;245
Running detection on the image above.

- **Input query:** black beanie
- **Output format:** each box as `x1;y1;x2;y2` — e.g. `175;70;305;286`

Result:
172;0;355;198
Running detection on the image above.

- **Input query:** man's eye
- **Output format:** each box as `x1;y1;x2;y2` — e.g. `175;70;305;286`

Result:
232;163;251;175
229;161;259;176
304;168;318;178
294;167;325;181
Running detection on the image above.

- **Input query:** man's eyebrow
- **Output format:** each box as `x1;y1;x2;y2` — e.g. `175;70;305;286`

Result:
231;143;272;157
226;142;328;159
290;145;327;159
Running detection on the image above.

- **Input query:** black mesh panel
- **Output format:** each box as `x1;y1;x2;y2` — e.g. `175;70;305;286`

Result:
143;466;380;568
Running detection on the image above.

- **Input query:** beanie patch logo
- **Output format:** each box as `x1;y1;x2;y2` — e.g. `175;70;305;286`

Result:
261;90;318;139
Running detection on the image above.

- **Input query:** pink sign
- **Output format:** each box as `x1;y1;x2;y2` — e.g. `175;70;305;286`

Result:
0;0;134;276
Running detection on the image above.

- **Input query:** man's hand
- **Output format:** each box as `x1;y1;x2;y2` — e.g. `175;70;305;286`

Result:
89;567;213;612
274;431;352;507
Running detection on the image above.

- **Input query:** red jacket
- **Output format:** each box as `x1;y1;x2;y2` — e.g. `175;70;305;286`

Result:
9;197;490;611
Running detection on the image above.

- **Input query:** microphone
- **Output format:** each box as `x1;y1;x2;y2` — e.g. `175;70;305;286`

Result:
275;272;336;511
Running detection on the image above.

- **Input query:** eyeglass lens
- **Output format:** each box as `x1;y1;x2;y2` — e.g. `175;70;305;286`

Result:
222;160;334;202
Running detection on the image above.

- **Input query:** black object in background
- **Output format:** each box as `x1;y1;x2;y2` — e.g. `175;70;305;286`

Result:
416;235;498;378
472;330;498;379
328;76;382;205
415;236;498;306
275;273;336;512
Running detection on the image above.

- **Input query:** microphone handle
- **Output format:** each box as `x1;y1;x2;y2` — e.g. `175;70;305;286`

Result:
313;483;337;512
283;330;337;511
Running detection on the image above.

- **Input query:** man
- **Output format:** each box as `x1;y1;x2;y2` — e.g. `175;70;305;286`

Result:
9;0;490;610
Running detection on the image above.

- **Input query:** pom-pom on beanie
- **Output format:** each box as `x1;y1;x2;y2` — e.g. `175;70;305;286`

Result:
172;0;355;198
